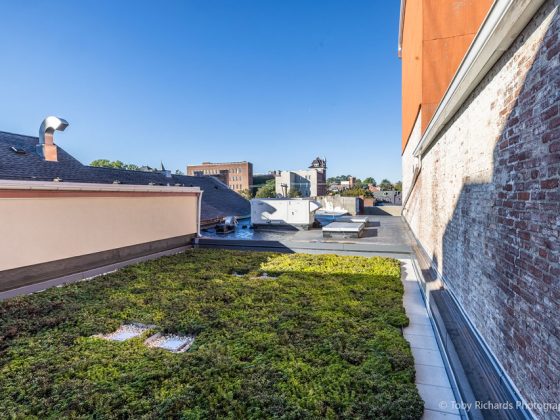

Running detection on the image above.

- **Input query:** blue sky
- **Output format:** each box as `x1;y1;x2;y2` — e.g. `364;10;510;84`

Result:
0;1;402;182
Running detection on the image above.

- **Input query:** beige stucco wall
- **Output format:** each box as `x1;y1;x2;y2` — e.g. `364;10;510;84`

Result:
0;182;200;271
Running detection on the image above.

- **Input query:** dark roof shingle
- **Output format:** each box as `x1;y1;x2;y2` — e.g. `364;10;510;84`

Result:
0;131;250;223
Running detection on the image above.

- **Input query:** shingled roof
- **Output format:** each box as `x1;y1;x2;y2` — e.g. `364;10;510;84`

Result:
0;131;250;224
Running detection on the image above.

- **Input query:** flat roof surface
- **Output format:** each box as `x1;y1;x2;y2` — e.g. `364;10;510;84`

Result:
200;215;416;257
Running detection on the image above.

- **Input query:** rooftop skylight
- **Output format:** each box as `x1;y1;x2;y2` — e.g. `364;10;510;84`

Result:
10;146;26;154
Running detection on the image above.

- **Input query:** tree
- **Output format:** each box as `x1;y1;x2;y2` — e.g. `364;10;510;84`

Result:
379;179;394;191
239;189;253;200
90;159;112;168
90;159;139;171
363;177;376;186
340;187;372;197
327;175;352;184
255;179;277;198
394;181;402;192
288;187;302;198
175;169;185;175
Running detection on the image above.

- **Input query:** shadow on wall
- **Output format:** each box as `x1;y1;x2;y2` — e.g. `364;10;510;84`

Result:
365;206;403;216
431;5;559;418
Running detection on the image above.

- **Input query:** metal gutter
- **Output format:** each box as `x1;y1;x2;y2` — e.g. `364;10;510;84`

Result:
412;0;546;158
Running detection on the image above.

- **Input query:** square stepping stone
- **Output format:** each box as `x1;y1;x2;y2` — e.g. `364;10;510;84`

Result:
94;323;153;342
144;333;195;353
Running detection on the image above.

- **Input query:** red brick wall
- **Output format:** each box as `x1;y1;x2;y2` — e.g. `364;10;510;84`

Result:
186;162;253;192
404;0;559;413
444;4;559;412
488;4;560;406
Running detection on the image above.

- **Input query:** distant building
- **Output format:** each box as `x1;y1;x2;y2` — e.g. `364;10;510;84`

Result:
328;183;342;193
275;157;327;197
372;190;401;205
187;161;253;192
368;184;381;193
340;176;356;189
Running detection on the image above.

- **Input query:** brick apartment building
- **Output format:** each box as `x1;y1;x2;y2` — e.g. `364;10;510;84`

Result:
400;0;559;416
187;161;253;192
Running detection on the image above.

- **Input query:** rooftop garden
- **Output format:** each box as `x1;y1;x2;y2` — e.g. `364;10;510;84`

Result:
0;250;423;418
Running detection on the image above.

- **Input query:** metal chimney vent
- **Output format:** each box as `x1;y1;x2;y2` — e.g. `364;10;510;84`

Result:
37;116;69;162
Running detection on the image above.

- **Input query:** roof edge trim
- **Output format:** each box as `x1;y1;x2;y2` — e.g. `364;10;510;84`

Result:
398;0;406;57
0;180;201;194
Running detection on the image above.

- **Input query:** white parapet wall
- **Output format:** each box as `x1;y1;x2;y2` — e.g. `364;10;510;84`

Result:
0;180;201;275
250;198;321;228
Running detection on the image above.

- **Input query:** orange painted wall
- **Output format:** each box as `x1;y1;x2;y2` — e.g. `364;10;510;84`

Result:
421;0;493;133
401;0;423;151
401;0;493;151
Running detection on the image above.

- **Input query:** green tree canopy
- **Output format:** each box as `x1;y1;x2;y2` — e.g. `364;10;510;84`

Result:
90;159;139;171
379;179;394;191
327;175;353;184
363;177;376;186
394;181;402;192
340;187;372;197
255;179;277;198
238;189;253;200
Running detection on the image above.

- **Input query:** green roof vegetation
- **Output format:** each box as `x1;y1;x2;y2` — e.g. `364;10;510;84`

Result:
0;250;423;418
